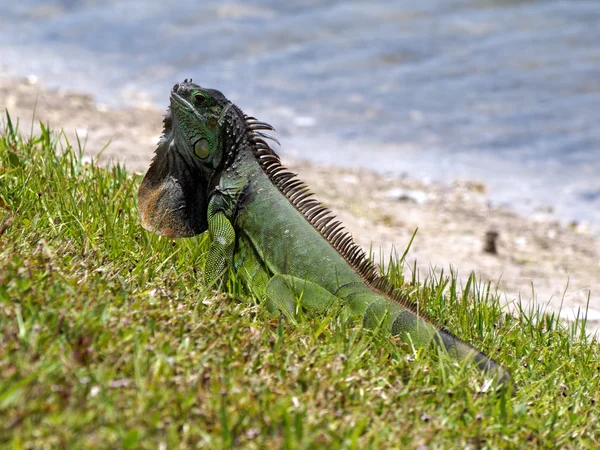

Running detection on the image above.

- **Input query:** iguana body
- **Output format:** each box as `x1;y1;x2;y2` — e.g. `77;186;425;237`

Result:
138;80;510;383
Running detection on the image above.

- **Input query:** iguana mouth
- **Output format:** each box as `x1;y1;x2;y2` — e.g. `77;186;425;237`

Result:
169;89;191;111
169;79;197;111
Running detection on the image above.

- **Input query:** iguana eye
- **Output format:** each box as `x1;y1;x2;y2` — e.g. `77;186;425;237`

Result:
194;138;210;158
194;93;207;105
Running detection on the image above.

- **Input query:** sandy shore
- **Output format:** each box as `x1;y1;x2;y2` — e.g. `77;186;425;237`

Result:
2;77;598;332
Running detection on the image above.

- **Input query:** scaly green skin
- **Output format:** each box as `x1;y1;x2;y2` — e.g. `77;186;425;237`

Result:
138;80;511;385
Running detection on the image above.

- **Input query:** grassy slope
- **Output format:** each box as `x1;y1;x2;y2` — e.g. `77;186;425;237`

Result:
0;115;598;449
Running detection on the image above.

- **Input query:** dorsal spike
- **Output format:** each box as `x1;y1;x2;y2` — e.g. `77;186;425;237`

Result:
314;215;334;230
253;131;280;146
248;122;276;131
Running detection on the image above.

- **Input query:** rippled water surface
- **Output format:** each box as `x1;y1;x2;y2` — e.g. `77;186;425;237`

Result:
1;0;599;225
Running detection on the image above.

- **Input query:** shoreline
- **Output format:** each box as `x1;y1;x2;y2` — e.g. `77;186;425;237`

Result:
2;76;598;332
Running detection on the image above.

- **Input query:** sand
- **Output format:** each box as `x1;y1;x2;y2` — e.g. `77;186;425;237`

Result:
2;76;598;333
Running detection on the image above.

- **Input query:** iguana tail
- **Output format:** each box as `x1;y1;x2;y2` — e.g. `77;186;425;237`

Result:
272;278;511;384
361;295;511;385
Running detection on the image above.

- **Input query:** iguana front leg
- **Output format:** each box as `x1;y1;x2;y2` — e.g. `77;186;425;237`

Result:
204;212;236;288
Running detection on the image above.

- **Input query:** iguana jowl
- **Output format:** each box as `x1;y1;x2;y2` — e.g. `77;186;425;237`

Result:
138;80;510;383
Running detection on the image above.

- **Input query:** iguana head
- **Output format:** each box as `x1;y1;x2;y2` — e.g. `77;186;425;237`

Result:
169;80;233;170
138;80;236;237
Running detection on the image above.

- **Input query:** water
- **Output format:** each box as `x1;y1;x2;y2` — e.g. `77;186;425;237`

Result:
1;0;599;226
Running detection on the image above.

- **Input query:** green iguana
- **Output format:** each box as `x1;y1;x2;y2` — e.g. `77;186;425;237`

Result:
138;79;510;384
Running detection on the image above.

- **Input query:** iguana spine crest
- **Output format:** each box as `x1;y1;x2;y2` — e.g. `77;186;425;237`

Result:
246;116;480;352
245;115;426;313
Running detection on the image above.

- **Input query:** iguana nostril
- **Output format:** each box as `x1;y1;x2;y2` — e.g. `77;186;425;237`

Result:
172;83;179;92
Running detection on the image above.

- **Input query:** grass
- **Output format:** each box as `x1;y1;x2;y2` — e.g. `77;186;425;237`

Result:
0;112;598;449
